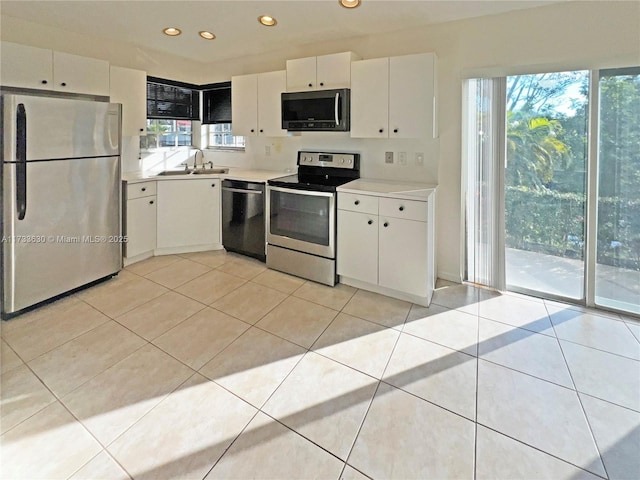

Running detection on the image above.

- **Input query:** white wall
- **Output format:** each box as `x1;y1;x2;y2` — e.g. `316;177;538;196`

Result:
3;1;639;282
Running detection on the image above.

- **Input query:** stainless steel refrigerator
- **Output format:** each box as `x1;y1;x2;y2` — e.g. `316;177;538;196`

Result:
1;93;122;318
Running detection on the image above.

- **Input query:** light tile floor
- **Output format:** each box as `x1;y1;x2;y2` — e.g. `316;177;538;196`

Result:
1;251;639;480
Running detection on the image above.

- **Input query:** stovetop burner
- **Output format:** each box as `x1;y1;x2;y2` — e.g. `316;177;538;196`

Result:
268;151;360;192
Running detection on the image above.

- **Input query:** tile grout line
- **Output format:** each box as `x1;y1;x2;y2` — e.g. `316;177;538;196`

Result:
623;321;640;345
473;309;480;480
199;408;262;479
475;423;609;480
339;304;410;476
545;301;610;480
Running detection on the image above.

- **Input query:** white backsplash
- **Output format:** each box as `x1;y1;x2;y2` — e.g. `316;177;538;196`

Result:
123;128;438;185
200;132;439;184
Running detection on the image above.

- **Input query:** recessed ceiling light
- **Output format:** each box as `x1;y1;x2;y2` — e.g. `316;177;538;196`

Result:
258;15;277;27
199;31;216;40
339;0;361;8
163;27;182;36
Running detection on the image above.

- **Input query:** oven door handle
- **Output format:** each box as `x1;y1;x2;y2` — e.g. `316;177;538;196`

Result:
335;92;340;126
268;186;334;198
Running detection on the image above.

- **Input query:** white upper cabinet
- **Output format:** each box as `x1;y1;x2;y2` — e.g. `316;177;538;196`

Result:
231;74;258;136
350;57;390;138
388;53;436;139
257;70;287;136
1;42;53;90
286;56;317;91
53;52;110;96
0;42;110;96
110;66;147;136
232;70;286;137
286;51;360;91
351;52;437;139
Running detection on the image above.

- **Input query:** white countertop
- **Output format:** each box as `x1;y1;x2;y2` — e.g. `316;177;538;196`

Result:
123;168;291;184
337;179;437;200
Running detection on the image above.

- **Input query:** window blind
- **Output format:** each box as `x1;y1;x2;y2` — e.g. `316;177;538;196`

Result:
202;82;232;124
463;77;506;290
146;76;200;120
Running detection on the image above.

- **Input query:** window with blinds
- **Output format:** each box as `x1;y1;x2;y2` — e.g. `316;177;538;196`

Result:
202;82;232;124
202;81;244;150
146;77;200;120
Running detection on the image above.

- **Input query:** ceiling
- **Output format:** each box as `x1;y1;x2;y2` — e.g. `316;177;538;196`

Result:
0;0;563;64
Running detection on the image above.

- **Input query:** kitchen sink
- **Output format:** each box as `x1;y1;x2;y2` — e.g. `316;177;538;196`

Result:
156;168;229;176
156;170;193;176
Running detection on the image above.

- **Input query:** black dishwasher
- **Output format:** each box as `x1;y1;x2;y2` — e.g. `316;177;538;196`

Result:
221;180;266;261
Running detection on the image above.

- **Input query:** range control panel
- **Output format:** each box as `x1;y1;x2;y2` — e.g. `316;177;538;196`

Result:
297;151;359;170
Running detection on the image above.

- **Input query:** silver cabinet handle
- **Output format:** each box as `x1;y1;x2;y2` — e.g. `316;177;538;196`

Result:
335;92;340;126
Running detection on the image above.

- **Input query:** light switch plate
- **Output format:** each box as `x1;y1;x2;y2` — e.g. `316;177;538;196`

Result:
415;152;424;166
398;152;407;166
385;152;394;164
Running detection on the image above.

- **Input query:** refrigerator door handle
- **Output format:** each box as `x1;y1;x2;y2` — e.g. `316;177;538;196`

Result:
16;103;27;220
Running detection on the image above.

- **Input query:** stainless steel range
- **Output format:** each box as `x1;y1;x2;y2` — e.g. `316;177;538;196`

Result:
266;151;360;285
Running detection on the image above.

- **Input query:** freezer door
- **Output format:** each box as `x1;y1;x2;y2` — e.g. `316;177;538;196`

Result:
2;94;120;162
2;156;122;315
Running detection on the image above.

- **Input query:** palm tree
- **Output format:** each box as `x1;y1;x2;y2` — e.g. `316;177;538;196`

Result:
506;112;570;189
146;121;169;149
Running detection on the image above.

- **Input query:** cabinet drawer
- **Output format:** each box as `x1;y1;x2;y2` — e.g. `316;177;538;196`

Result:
379;197;427;222
338;192;378;214
127;181;157;200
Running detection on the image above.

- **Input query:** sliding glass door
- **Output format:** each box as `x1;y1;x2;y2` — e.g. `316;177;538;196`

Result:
595;68;640;314
504;72;589;299
464;67;640;316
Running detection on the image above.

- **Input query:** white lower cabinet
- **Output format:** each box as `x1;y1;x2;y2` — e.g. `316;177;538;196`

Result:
125;181;157;262
337;210;378;284
378;217;428;297
156;179;221;251
337;188;435;305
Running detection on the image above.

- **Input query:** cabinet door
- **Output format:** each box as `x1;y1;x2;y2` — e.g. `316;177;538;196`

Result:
286;56;316;91
257;70;287;137
350;57;389;138
389;53;435;139
157;179;220;249
0;42;53;90
126;196;157;258
53;51;109;96
337;210;378;284
379;217;428;297
110;66;147;136
231;74;258;136
316;52;356;89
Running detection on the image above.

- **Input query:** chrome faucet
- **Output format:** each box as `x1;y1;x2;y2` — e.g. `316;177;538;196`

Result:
193;149;205;169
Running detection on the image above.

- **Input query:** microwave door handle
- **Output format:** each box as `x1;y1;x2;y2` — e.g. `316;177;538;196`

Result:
335;92;340;126
16;103;27;221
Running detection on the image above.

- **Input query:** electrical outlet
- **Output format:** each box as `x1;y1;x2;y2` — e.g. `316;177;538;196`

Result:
398;152;407;166
385;151;394;164
415;152;424;166
265;145;271;156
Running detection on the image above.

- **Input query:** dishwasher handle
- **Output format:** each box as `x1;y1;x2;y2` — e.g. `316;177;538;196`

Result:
222;187;263;195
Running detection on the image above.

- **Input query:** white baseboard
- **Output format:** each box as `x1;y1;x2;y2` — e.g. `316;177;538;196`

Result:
437;271;462;284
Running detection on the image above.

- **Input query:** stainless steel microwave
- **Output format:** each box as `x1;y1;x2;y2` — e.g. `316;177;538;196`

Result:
281;88;350;132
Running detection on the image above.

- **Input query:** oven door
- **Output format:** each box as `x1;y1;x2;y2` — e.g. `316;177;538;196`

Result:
266;186;336;258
